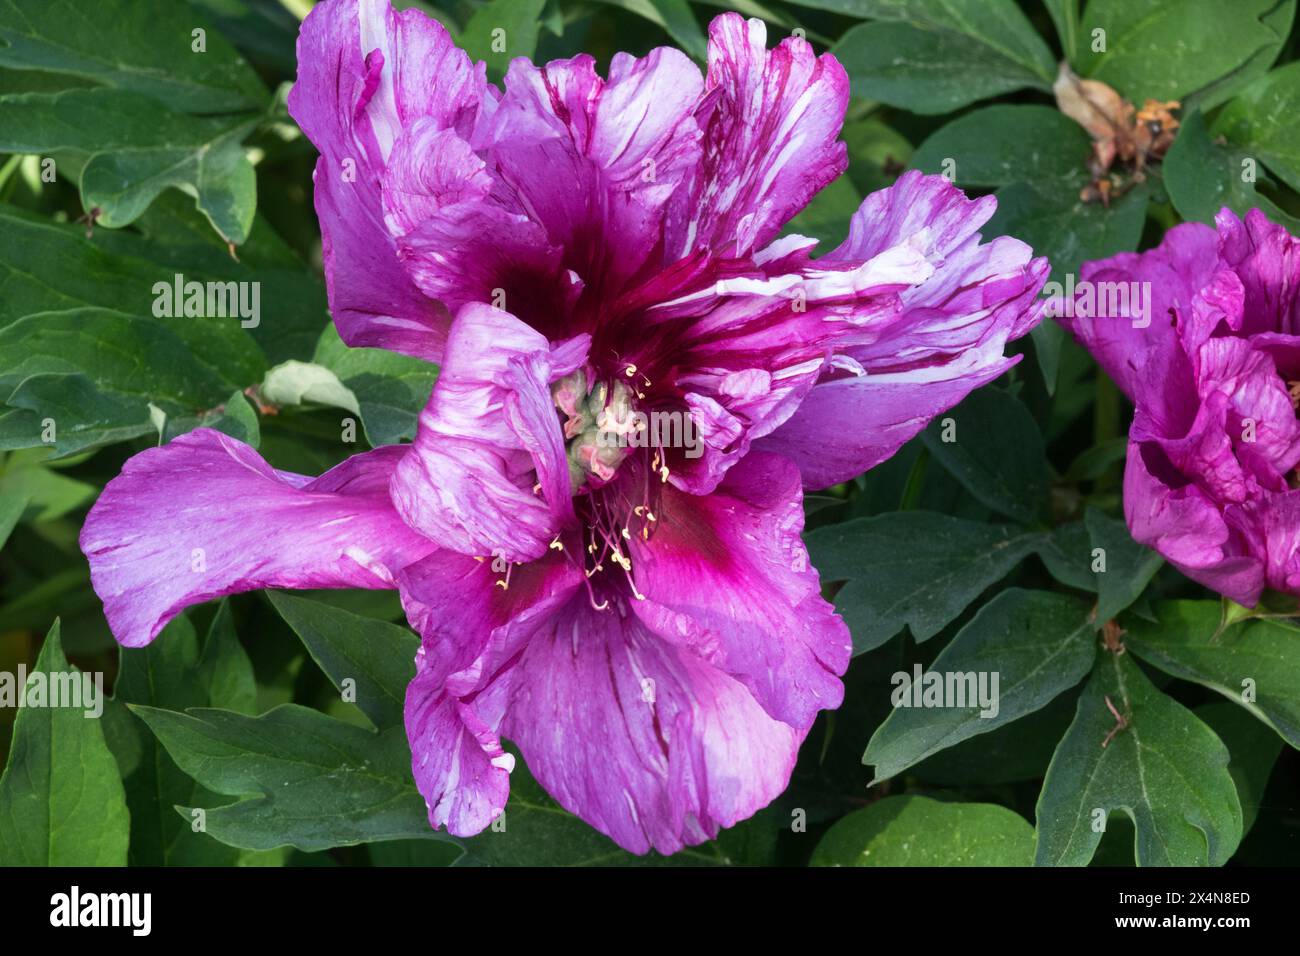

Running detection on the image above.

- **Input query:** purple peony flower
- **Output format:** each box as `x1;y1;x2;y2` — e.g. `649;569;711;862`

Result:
1057;207;1300;608
80;0;1046;853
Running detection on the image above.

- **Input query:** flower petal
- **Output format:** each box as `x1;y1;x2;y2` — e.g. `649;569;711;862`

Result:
80;429;435;648
379;120;494;238
389;304;590;562
503;597;801;855
1055;219;1219;408
1124;439;1264;605
629;451;849;729
665;13;848;258
288;0;489;359
405;664;514;837
400;550;580;836
478;47;704;294
757;173;1047;488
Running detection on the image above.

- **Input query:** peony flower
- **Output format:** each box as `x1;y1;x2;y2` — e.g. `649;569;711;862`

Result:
80;0;1046;853
1056;207;1300;607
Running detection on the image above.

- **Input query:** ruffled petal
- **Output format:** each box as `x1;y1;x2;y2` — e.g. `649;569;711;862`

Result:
665;13;848;259
400;550;580;836
1055;219;1219;410
80;429;436;648
405;664;514;836
379;120;494;238
756;173;1047;488
288;0;489;359
629;451;849;729
389;303;590;562
639;239;933;494
502;597;801;855
757;342;1020;489
1124;439;1264;605
1215;207;1300;337
477;47;704;295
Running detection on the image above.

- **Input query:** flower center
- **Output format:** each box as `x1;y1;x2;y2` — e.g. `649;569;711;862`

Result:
548;368;675;611
552;370;644;491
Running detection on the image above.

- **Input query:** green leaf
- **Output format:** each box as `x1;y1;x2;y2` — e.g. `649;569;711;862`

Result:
0;89;259;243
1034;520;1098;592
312;324;439;446
591;0;706;60
202;389;260;448
1164;108;1300;230
1034;651;1243;866
911;691;1080;785
0;621;130;865
104;611;256;865
841;118;912;195
0;372;156;458
0;0;267;113
1086;507;1162;622
259;360;360;416
911;105;1091;187
267;591;417;730
1188;0;1295;111
0;199;326;456
806;511;1044;654
1076;0;1285;103
0;486;26;550
1044;0;1081;63
988;178;1150;287
921;387;1048;523
81;123;257;246
198;601;257;717
1213;61;1300;195
830;1;1055;113
1125;600;1300;748
1195;701;1283;835
458;0;546;77
864;589;1096;782
811;795;1035;866
0;448;97;522
784;174;860;251
369;838;462;867
132;703;437;852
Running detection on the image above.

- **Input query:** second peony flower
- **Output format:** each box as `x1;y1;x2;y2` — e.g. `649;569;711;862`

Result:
1057;207;1300;609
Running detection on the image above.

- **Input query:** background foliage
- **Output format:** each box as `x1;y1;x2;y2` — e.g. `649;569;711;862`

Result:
1;0;1299;867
